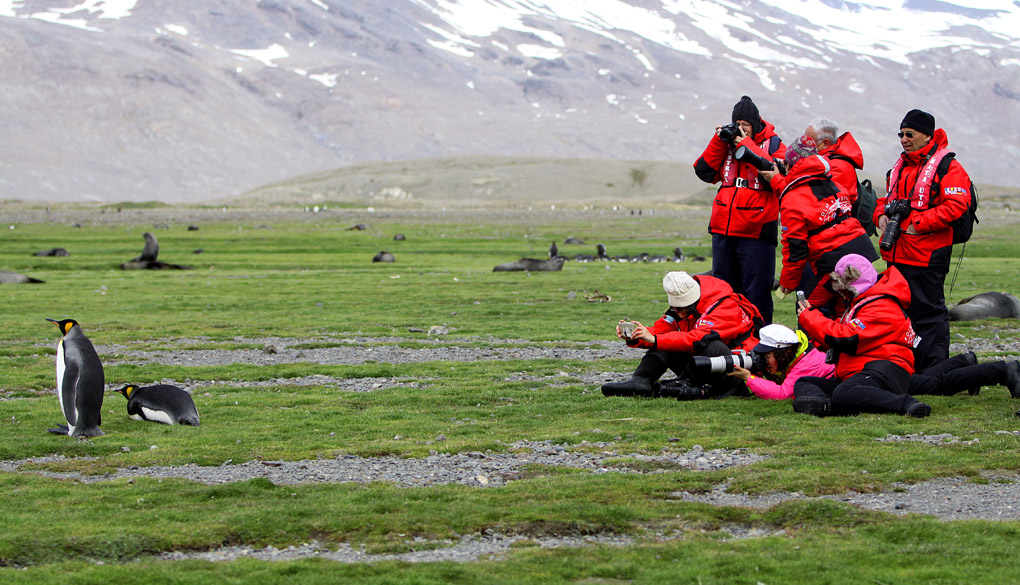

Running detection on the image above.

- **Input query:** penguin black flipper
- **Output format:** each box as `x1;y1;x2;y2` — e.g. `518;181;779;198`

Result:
58;358;80;429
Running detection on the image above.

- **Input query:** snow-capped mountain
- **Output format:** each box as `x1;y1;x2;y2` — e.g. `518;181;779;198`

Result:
1;0;1018;202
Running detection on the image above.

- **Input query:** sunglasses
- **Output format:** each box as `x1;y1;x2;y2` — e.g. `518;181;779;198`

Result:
897;131;918;139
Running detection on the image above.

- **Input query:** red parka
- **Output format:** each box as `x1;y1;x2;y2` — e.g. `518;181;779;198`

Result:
628;275;760;354
798;266;917;379
694;121;786;243
769;131;864;205
777;155;876;291
874;129;971;270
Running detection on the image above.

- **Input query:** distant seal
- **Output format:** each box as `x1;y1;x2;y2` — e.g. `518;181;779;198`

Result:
120;232;191;270
949;292;1020;321
33;248;69;257
373;251;395;263
115;384;200;426
46;318;105;437
347;224;368;231
393;234;406;241
493;257;564;272
563;237;585;245
0;270;44;283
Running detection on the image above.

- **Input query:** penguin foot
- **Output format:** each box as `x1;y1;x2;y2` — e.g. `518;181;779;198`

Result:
47;424;70;435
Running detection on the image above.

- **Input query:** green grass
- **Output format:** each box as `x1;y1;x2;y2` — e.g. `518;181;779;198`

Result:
3;205;1020;583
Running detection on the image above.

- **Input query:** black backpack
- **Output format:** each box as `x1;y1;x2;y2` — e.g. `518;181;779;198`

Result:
933;153;979;245
852;178;878;236
828;154;877;236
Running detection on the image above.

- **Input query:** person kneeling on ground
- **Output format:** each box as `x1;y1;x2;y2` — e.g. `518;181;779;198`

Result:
733;326;1020;402
727;324;834;400
601;271;763;400
792;254;932;417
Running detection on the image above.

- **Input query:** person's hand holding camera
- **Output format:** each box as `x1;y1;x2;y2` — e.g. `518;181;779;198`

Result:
728;365;751;381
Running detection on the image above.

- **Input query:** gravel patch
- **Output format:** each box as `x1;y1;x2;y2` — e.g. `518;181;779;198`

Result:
674;473;1020;521
0;442;765;487
160;532;638;564
876;433;980;445
99;338;634;367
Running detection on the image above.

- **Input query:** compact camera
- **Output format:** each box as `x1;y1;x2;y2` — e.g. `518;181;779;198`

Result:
618;321;638;340
692;350;763;374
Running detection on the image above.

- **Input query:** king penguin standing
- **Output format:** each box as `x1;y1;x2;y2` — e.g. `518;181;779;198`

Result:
46;318;105;437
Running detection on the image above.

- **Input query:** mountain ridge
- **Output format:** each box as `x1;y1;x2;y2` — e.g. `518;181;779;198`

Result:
1;0;1018;203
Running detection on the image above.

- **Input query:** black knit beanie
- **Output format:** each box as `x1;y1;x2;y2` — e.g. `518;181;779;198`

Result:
731;95;763;135
900;109;935;136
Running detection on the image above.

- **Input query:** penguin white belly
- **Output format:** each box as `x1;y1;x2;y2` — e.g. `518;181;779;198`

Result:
141;406;175;425
55;341;72;435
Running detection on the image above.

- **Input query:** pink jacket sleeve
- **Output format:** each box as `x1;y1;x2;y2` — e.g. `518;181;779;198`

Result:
746;348;835;400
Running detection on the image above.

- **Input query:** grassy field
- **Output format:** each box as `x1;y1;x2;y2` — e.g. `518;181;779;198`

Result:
3;201;1020;584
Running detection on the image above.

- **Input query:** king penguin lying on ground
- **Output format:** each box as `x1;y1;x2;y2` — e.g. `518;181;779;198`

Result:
46;318;105;437
115;384;200;426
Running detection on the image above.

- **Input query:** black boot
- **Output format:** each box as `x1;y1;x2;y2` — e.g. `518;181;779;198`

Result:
601;352;668;397
655;378;708;400
792;395;831;417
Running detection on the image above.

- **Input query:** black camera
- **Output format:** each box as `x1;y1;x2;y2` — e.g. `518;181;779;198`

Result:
692;350;763;374
734;145;782;174
719;123;740;142
880;199;912;252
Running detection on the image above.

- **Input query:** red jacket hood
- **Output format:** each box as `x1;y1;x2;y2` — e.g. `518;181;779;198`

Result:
751;119;779;143
692;274;734;310
821;132;863;170
857;265;911;310
780;154;831;195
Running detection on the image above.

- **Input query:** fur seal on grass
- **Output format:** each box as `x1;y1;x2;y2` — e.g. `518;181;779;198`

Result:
33;248;69;257
373;251;395;263
0;270;44;283
120;232;192;270
493;257;564;272
949;292;1020;321
115;384;200;426
46;318;104;437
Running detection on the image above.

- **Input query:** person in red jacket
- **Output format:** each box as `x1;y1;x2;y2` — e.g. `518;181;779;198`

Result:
874;109;972;372
792;254;931;417
693;95;786;323
601;271;762;400
769;135;877;307
764;117;865;206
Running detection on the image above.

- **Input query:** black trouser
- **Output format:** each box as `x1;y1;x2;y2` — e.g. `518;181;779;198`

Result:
642;340;750;399
909;354;1005;396
794;360;921;415
895;263;950;372
711;234;775;323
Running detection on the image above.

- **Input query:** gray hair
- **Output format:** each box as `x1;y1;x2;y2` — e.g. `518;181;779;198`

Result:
809;117;839;145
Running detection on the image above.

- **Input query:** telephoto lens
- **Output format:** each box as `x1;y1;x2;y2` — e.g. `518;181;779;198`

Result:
692;352;759;374
734;145;774;172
